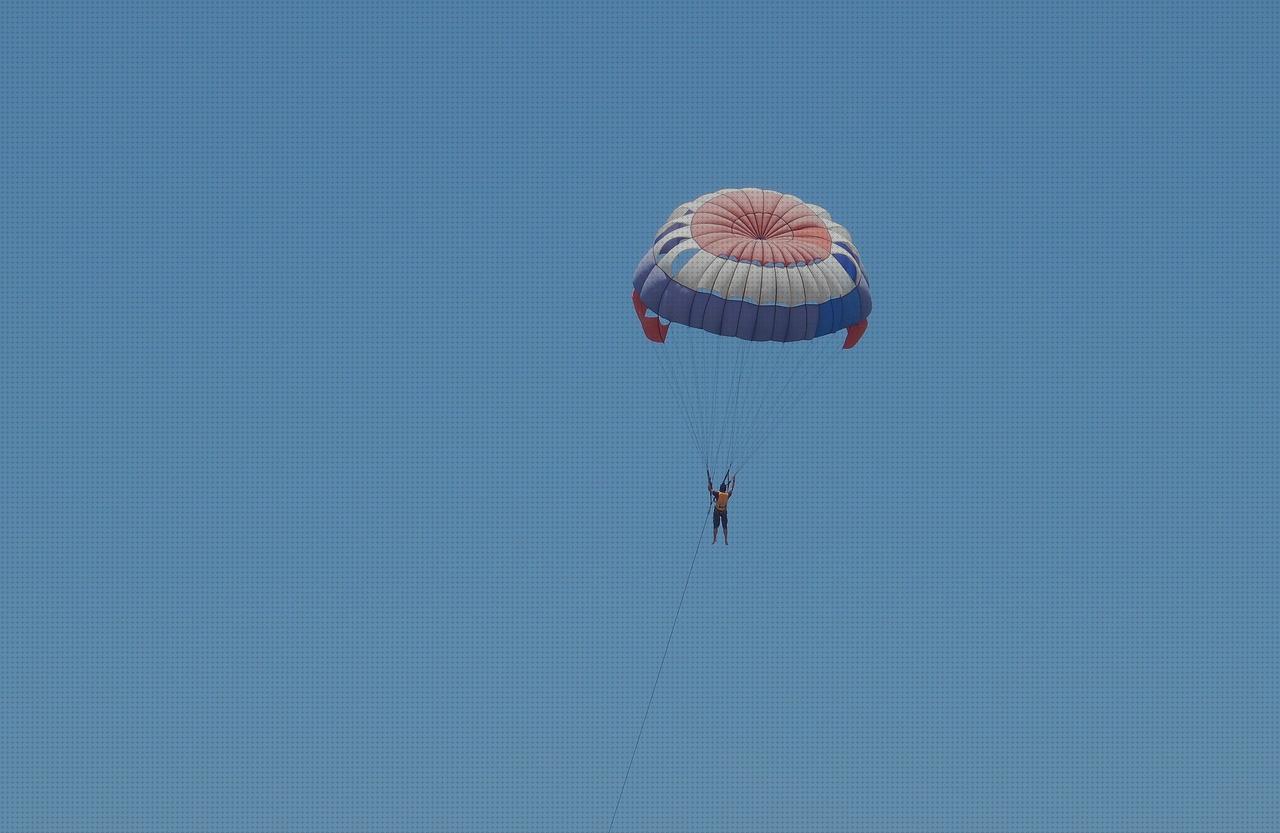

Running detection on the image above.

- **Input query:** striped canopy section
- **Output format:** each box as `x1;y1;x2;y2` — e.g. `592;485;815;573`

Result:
632;188;871;347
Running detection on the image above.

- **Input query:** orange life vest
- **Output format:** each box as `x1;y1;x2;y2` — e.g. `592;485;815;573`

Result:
714;491;730;511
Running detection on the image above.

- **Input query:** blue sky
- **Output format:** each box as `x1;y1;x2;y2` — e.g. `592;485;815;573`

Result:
2;1;1277;831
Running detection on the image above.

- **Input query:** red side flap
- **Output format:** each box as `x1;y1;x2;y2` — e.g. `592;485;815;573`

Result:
632;290;669;343
843;319;868;349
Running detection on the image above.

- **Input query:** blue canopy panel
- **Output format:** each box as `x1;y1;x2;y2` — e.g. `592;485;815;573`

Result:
632;253;868;345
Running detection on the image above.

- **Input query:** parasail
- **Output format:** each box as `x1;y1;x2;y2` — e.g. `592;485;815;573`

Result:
632;187;872;480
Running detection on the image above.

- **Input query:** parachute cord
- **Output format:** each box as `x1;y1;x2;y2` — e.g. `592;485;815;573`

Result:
736;339;799;465
710;331;724;468
714;340;748;471
729;340;813;476
663;355;703;469
725;345;754;469
694;331;713;461
729;342;750;466
734;339;844;479
689;328;714;464
711;344;728;468
731;342;748;458
608;503;713;833
727;341;763;468
657;338;708;471
732;344;819;478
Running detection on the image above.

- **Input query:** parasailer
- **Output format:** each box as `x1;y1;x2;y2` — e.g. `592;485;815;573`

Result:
610;188;874;830
707;472;735;545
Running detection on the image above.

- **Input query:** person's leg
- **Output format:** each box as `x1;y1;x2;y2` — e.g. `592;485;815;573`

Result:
712;511;720;542
722;512;728;544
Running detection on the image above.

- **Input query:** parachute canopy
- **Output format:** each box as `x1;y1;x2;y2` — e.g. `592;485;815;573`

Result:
633;188;871;348
632;189;872;479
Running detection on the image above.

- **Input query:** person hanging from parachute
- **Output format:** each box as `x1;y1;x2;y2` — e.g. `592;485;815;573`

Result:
631;187;872;538
609;188;874;831
707;471;735;545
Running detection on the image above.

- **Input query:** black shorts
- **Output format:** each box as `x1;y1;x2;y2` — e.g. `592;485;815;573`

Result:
714;509;728;529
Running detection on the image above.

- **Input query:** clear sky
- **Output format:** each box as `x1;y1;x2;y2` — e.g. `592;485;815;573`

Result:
2;1;1277;831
